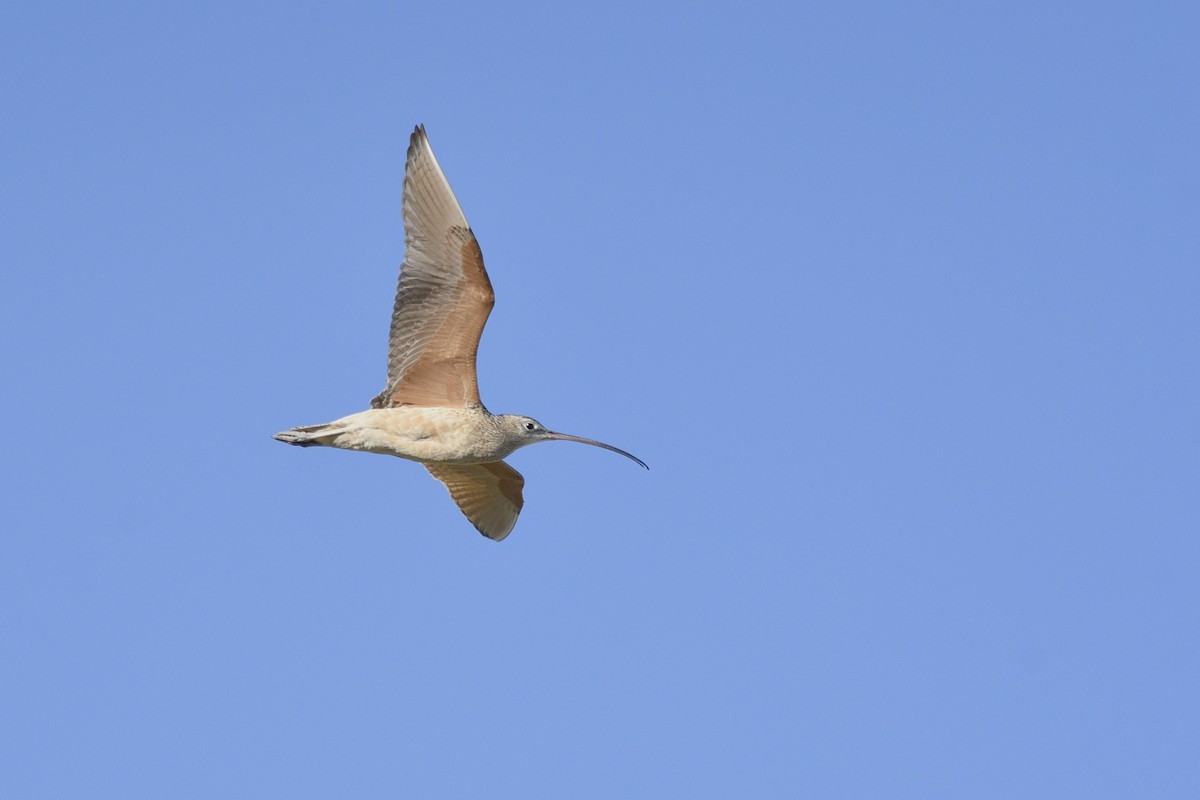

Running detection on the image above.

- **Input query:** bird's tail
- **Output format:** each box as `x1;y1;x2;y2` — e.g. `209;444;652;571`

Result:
273;423;337;447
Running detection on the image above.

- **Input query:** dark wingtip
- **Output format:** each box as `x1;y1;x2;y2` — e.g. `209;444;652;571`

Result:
408;124;428;159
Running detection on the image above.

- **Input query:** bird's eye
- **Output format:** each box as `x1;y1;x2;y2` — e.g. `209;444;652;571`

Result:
524;422;536;431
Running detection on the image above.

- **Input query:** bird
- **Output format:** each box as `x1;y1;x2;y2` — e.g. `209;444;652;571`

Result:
273;124;646;540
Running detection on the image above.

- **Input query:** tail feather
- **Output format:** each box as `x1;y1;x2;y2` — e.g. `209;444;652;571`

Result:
273;424;334;447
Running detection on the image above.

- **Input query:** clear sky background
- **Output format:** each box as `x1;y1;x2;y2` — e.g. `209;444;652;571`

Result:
2;2;1198;797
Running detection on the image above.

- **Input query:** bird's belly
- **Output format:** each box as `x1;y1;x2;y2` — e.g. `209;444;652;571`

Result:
325;408;505;464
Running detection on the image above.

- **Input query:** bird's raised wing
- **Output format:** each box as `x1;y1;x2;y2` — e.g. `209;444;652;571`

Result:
371;125;495;410
425;461;525;540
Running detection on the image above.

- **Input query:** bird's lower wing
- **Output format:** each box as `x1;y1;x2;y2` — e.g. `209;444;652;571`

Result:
425;461;525;541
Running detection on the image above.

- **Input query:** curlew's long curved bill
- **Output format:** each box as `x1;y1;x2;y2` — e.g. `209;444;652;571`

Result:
544;431;648;469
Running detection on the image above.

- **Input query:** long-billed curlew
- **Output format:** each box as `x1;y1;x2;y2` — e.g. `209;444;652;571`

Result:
274;125;646;540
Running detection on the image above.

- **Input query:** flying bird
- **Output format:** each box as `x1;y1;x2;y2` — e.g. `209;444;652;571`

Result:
274;125;646;540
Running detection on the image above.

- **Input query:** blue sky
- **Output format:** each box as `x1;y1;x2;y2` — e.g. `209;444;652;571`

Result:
2;1;1198;797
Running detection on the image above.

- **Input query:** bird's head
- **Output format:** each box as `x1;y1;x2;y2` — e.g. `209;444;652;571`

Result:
496;415;647;469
